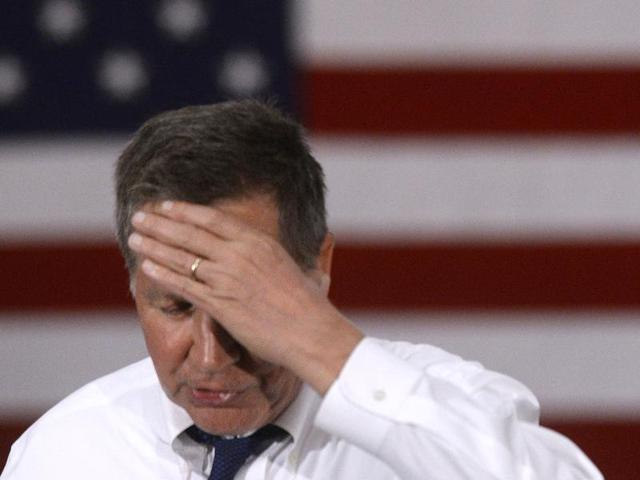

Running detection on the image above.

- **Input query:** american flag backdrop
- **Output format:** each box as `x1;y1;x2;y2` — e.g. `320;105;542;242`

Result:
2;1;640;478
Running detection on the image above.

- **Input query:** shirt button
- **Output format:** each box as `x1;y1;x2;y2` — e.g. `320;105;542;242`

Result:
372;389;386;401
288;452;298;467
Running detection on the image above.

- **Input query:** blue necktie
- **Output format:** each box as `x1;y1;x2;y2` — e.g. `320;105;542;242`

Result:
187;424;287;480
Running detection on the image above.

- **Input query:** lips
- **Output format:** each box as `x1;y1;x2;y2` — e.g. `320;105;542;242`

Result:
188;386;250;407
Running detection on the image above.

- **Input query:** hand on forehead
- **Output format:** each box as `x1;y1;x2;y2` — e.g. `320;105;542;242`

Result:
129;196;284;278
128;196;359;395
136;200;252;242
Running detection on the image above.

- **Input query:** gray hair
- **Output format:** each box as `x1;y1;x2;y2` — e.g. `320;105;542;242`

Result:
114;99;327;281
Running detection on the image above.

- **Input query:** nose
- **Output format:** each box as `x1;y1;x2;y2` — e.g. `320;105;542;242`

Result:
189;309;240;373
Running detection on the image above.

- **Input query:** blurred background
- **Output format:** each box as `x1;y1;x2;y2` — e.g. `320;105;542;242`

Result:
1;1;639;477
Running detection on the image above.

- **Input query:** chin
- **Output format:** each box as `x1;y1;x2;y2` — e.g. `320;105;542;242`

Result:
191;408;266;435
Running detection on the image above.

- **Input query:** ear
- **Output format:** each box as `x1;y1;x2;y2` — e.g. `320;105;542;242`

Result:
311;233;335;296
316;232;335;277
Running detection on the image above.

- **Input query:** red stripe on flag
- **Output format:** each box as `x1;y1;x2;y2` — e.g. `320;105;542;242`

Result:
1;242;639;311
330;242;640;310
542;419;640;480
303;67;640;134
0;244;133;312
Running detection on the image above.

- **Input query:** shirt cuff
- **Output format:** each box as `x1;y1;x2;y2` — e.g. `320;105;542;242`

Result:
314;337;423;454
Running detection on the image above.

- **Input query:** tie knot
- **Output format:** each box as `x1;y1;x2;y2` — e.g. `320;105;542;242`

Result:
186;424;288;480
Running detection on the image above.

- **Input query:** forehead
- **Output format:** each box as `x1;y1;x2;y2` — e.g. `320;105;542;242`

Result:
211;193;280;240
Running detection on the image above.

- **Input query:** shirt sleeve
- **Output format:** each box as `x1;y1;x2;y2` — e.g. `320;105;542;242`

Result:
314;337;603;480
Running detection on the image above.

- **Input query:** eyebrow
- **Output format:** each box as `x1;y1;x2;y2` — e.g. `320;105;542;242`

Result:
144;288;189;304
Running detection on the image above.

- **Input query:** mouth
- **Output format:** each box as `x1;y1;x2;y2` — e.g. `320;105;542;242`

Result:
188;386;249;407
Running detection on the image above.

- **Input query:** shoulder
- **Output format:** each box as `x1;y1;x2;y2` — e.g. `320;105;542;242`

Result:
34;356;158;425
2;358;165;477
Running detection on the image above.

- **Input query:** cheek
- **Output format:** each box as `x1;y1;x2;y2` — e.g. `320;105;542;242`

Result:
138;312;190;374
263;368;300;404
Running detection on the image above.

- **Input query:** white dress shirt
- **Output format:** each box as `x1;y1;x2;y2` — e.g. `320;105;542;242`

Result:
1;337;603;479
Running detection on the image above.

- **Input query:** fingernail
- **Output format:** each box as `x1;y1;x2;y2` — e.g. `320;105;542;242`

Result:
128;233;142;248
141;259;158;277
161;200;174;211
131;211;146;224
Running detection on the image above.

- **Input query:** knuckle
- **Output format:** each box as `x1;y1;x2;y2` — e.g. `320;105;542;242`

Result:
259;237;285;263
256;237;273;252
247;234;275;257
141;213;156;229
178;275;191;297
181;252;195;272
194;229;211;246
226;248;245;268
204;210;219;229
174;227;192;246
225;277;245;299
173;201;186;215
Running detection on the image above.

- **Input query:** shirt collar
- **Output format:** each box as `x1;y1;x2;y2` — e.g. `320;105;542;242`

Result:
159;385;195;445
271;382;322;443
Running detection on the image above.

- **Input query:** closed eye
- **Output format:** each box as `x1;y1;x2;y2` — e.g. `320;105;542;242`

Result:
160;300;194;317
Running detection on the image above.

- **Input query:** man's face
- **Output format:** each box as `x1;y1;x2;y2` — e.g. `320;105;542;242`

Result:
133;194;302;435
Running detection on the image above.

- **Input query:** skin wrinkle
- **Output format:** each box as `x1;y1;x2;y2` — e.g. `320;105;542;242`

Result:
129;190;363;434
132;195;307;435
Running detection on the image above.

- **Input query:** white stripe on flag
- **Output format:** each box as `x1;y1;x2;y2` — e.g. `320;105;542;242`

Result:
3;137;640;242
1;310;639;419
296;0;640;66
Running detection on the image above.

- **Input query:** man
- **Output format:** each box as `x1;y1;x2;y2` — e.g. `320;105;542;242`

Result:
2;100;602;479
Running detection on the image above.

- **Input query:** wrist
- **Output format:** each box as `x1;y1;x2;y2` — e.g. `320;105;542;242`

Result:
289;308;364;395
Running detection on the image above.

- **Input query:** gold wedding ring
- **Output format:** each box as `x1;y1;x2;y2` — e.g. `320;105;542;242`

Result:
190;257;203;281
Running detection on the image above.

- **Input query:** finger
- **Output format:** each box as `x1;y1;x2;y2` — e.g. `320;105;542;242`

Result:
153;200;254;241
131;211;227;260
128;232;197;276
186;256;243;287
152;201;290;274
129;231;244;284
141;259;238;307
